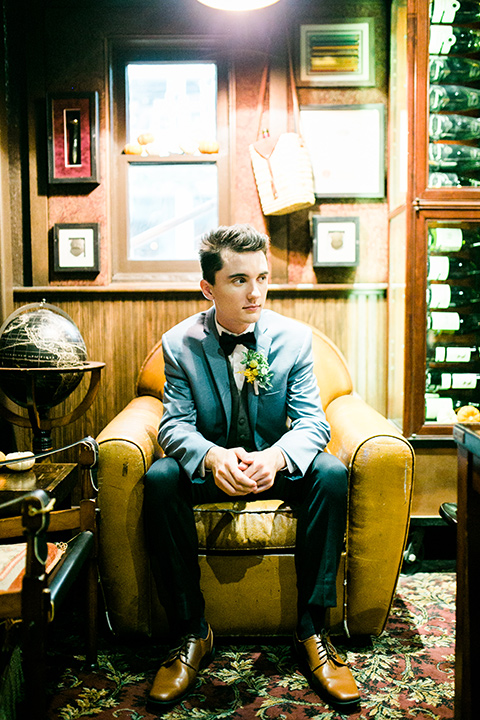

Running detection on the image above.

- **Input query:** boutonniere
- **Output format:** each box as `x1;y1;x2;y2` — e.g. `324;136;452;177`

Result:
239;349;272;395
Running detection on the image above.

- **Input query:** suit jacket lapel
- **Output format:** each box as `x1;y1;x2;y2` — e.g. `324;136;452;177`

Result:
202;308;232;433
248;321;272;430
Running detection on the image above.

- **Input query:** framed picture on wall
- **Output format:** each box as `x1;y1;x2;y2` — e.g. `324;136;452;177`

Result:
311;216;360;267
299;20;375;87
47;92;100;184
53;223;100;274
300;104;385;198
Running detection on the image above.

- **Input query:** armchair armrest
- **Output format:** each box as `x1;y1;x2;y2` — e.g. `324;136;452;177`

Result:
325;393;414;636
96;395;163;636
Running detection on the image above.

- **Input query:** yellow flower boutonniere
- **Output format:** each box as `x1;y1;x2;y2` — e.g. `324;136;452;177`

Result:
239;349;272;394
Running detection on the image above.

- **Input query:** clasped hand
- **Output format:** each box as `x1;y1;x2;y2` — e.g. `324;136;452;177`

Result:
204;445;286;497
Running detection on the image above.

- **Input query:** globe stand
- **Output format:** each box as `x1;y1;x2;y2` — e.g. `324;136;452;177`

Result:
0;362;105;453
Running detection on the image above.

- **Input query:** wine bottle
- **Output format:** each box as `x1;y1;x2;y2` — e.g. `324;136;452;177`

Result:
425;394;457;422
430;0;480;24
430;25;480;55
429;113;480;141
426;370;480;391
429;56;480;85
427;284;480;308
428;255;480;280
429;171;480;187
428;25;480;55
430;84;480;112
429;142;480;170
428;226;480;251
428;310;480;333
427;344;479;362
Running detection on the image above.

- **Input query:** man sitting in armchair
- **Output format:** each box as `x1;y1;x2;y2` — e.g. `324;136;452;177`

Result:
143;223;360;711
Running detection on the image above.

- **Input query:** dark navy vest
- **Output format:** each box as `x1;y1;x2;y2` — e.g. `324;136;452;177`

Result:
225;359;255;451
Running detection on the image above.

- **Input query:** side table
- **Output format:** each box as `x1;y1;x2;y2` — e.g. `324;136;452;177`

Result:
0;462;78;504
0;437;99;719
452;422;480;720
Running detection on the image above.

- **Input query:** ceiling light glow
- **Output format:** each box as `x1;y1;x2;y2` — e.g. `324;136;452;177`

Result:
196;0;281;10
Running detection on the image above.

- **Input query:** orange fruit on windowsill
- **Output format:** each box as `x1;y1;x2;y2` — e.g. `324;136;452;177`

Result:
456;405;480;422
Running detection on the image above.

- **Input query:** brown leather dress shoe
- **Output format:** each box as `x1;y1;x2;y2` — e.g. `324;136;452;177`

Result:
295;631;360;708
148;625;214;708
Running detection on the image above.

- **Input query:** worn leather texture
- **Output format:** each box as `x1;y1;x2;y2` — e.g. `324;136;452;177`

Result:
97;325;414;639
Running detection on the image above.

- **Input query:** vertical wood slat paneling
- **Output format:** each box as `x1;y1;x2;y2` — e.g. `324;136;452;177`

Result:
11;292;386;453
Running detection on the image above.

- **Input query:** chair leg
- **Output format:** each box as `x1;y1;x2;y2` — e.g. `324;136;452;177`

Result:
86;555;98;666
80;498;98;666
21;579;50;719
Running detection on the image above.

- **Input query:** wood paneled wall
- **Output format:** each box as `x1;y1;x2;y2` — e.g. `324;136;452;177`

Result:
10;288;386;455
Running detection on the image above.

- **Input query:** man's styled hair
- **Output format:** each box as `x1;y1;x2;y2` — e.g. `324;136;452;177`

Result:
199;224;269;284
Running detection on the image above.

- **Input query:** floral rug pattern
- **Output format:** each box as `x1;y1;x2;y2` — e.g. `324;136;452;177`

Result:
46;572;455;720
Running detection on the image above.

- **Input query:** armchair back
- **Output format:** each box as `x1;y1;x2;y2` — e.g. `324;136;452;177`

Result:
135;325;353;410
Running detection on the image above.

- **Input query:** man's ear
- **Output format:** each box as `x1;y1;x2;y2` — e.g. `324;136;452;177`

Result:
200;278;214;301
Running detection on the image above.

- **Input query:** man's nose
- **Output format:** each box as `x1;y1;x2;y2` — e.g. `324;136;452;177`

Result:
248;282;261;298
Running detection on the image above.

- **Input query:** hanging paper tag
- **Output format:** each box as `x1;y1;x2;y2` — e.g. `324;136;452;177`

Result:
429;25;457;54
428;256;450;281
425;395;455;421
431;0;461;24
435;346;473;362
429;284;451;308
432;227;463;251
429;311;461;331
451;373;478;389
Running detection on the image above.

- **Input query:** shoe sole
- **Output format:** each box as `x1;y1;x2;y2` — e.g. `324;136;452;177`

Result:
146;646;215;710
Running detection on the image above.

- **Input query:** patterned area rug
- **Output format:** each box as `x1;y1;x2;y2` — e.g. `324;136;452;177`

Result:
46;572;455;719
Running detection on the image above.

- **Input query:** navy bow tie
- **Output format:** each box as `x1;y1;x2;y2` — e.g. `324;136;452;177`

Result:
219;331;256;356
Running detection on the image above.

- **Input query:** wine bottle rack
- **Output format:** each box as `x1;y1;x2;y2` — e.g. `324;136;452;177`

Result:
429;1;480;188
426;220;480;423
387;0;480;436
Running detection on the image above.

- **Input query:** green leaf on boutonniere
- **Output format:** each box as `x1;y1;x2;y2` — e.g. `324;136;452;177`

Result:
239;349;272;391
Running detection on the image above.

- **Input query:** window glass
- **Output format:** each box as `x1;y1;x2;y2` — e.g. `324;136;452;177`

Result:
128;163;218;261
127;63;217;155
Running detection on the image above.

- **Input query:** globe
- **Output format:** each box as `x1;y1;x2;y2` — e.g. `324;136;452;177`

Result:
0;301;88;410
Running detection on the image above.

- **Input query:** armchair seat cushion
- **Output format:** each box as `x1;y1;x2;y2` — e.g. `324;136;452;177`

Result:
194;499;296;551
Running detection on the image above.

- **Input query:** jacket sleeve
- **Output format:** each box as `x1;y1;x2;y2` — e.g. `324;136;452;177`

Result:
158;333;215;480
270;328;331;476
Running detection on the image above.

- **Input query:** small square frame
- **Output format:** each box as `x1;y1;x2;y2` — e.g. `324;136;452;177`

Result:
53;223;100;274
47;92;99;184
311;216;359;267
299;20;375;87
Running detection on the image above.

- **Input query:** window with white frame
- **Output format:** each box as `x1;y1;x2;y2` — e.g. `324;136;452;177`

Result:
110;41;231;281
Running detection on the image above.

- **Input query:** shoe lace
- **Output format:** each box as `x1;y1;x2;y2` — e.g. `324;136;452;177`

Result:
317;630;336;663
166;634;199;666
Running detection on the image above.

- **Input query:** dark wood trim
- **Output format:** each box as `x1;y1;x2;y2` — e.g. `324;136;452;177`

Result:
0;15;13;321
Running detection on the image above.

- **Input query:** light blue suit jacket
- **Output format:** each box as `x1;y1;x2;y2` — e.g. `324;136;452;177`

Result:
158;306;331;481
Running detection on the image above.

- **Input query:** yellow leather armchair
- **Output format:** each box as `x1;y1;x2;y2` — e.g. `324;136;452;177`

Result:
96;325;414;639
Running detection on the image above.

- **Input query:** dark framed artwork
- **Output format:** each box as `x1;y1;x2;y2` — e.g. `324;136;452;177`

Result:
311;216;360;267
53;223;100;274
47;92;99;184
